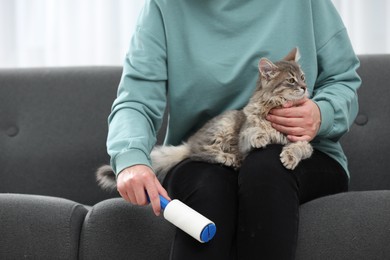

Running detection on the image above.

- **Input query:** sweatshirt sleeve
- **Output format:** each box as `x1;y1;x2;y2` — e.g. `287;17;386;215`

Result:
107;0;168;175
311;0;361;142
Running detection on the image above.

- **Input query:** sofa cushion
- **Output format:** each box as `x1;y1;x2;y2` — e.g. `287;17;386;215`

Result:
296;190;390;259
0;194;88;259
79;198;174;260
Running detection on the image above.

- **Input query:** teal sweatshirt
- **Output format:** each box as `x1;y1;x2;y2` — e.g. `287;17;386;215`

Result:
107;0;361;177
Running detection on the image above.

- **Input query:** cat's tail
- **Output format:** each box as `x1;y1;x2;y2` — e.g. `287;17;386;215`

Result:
95;143;191;191
96;164;117;191
151;143;191;178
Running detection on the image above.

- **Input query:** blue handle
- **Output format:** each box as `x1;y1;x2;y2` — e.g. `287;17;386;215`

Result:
158;195;170;209
146;194;170;210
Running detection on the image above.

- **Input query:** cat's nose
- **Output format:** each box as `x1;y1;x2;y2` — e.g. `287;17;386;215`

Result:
300;84;307;91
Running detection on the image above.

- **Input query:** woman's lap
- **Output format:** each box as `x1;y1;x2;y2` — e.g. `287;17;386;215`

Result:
163;144;348;260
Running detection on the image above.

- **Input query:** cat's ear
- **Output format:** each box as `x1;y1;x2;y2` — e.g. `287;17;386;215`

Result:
259;58;278;80
284;47;301;62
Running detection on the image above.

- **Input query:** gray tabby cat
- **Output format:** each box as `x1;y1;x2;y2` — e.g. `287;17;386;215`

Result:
97;48;313;190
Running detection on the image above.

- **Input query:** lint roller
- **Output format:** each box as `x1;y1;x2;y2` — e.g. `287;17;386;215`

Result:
152;195;217;243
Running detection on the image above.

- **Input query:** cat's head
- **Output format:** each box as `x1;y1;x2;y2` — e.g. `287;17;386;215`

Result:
257;48;307;102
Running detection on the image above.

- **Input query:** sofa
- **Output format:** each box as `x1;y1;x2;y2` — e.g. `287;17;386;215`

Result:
1;54;390;259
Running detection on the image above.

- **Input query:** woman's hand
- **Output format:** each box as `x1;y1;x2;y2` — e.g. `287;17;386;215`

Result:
266;97;321;142
116;164;171;216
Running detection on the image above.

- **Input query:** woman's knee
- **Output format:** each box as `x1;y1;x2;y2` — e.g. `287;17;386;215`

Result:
163;160;239;238
239;145;298;193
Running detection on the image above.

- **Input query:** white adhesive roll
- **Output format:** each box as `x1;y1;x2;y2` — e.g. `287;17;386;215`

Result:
163;199;215;243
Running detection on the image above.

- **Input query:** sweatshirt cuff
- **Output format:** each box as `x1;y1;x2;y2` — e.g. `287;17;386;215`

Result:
111;149;152;176
315;100;335;137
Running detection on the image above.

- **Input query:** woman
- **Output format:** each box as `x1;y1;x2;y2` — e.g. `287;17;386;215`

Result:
107;0;361;259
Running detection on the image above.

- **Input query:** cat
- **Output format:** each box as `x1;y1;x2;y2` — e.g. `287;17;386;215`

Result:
96;47;313;190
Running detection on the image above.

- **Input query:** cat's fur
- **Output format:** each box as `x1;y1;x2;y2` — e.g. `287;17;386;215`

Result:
96;48;313;190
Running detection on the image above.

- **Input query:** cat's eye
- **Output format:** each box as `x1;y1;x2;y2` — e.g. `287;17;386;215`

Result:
288;78;296;84
301;74;305;81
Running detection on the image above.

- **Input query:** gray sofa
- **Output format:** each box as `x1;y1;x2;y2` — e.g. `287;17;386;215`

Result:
1;55;390;259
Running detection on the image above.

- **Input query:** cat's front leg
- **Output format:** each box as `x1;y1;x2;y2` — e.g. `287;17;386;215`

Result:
239;126;270;155
280;141;313;170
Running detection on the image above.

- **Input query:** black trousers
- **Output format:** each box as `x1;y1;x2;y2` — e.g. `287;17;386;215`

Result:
163;144;348;260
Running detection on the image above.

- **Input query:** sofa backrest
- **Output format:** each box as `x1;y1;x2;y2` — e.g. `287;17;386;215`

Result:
341;54;390;191
0;67;121;205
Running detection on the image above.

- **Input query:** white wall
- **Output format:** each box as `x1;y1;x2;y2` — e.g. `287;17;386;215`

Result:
0;0;388;68
332;0;390;54
0;0;145;68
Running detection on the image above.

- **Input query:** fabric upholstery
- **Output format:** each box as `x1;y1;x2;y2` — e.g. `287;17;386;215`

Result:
0;67;121;205
341;55;390;191
0;194;88;259
296;191;390;259
79;198;174;260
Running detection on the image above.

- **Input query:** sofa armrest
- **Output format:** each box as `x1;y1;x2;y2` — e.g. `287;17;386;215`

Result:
80;198;174;260
0;194;88;259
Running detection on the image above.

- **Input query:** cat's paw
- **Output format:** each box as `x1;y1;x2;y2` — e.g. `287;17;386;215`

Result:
280;149;300;170
241;127;270;149
280;141;313;170
250;133;269;149
216;153;241;169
